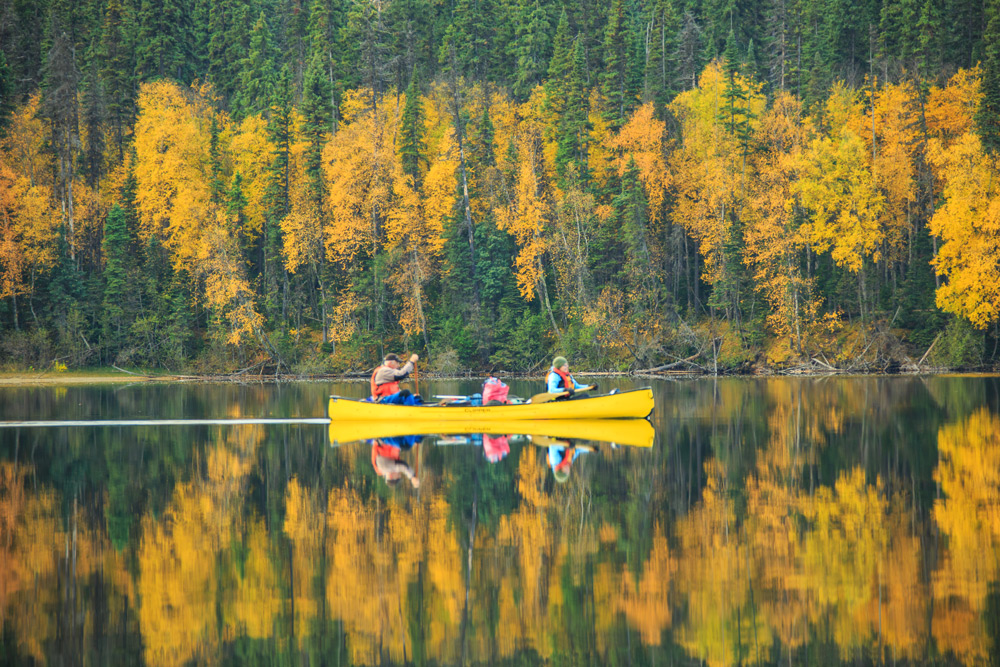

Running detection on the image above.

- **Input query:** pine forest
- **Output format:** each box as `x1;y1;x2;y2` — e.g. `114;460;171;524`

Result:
0;0;997;374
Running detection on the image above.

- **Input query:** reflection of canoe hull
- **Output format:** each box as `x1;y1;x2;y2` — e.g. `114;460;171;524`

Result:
328;388;653;421
328;418;655;448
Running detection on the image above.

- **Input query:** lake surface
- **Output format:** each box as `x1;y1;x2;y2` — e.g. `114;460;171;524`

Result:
2;375;999;665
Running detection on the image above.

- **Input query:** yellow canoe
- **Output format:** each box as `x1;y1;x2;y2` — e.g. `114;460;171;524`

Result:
328;388;654;421
328;417;654;448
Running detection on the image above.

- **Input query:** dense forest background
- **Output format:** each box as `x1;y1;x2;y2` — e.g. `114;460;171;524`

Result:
0;0;997;374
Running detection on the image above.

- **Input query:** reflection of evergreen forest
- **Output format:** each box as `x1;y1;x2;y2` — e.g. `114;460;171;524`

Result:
2;0;1000;372
2;377;1000;665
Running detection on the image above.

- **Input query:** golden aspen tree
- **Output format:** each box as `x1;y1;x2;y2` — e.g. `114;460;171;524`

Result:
795;129;885;274
668;63;763;288
494;125;550;301
849;81;920;260
743;93;818;351
321;89;396;265
0;162;58;321
134;80;266;347
926;68;981;146
2;94;47;187
608;102;670;228
229;114;275;250
927;133;1000;328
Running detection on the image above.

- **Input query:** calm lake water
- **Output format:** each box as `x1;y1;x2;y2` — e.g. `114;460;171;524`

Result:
2;375;1000;666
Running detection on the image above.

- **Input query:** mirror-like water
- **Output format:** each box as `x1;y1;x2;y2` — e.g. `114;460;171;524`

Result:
1;376;999;665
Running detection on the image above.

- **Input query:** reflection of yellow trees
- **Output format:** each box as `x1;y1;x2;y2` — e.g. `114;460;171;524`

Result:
138;424;265;666
9;402;1000;666
1;462;136;663
614;531;676;644
933;408;1000;662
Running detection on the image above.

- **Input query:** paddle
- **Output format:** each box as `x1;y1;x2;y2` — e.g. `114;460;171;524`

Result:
528;385;596;404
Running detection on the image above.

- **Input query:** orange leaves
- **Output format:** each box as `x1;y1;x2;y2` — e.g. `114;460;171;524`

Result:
608;102;670;225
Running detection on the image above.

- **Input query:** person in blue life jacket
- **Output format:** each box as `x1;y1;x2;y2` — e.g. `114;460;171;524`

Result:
546;356;594;395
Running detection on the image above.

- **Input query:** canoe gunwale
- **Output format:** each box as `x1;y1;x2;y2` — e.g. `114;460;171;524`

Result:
329;387;654;420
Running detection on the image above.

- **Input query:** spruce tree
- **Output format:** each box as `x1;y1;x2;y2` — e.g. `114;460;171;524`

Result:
235;13;276;120
98;0;133;159
102;204;132;351
976;4;1000;156
82;62;106;189
601;0;630;128
509;0;552;99
134;0;188;82
0;51;14;138
399;76;426;184
556;35;590;181
301;50;332;200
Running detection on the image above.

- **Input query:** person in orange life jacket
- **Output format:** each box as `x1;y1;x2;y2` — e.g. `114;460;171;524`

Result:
545;356;594;395
370;353;421;403
370;438;421;488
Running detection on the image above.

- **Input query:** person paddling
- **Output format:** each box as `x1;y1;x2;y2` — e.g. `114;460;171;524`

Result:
371;353;421;404
546;356;589;395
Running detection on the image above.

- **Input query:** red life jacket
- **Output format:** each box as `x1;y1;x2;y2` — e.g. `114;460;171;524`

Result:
370;365;401;399
554;447;575;472
371;442;400;475
552;367;574;390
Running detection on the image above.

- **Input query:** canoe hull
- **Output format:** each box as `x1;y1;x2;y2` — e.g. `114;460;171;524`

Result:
328;388;654;421
329;417;654;448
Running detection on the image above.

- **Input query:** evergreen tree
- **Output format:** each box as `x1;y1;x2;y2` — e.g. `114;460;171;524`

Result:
399;76;426;184
556;35;589;180
236;13;276;120
98;0;133;159
546;9;572;113
208;115;224;204
206;0;247;107
102;204;132;351
509;0;552;99
643;0;678;111
613;157;657;310
346;0;394;110
40;22;81;258
134;0;189;82
0;51;14;138
600;0;631;128
301;49;332;207
976;3;1000;155
81;62;106;188
915;0;943;81
262;65;293;318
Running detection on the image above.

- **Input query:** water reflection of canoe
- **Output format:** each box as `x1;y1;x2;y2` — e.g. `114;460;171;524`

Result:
328;388;654;421
328;418;655;448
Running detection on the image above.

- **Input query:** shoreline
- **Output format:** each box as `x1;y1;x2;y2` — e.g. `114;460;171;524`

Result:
2;368;998;385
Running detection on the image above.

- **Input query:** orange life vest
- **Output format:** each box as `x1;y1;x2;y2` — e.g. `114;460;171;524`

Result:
552;367;574;390
370;365;401;399
371;442;400;475
554;447;575;472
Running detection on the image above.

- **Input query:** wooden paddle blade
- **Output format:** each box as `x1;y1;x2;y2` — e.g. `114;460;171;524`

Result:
527;385;596;404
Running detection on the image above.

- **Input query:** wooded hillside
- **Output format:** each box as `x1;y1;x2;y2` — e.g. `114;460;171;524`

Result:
0;0;996;372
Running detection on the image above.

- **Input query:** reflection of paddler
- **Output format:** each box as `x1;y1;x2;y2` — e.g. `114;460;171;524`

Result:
536;435;592;483
483;434;510;462
370;438;421;488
